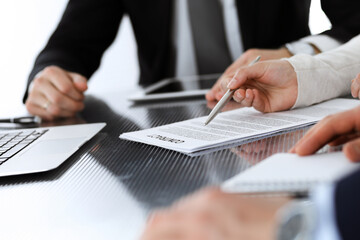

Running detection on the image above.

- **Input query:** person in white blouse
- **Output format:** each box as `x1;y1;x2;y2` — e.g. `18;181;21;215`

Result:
207;34;360;112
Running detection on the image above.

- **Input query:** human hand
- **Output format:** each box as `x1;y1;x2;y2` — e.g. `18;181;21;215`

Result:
290;106;360;162
351;73;360;99
207;59;298;113
25;66;88;121
141;188;289;240
206;48;291;102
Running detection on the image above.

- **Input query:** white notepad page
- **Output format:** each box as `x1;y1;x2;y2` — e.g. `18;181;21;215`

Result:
120;98;360;154
222;152;360;193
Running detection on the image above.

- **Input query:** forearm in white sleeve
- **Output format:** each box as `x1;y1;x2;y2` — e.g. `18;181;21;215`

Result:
286;34;360;108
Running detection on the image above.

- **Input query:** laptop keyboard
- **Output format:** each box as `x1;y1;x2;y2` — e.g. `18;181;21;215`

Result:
0;129;48;164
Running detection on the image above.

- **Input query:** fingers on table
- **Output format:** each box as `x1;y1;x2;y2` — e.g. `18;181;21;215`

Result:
289;120;336;155
26;67;86;120
41;66;85;101
290;110;358;155
39;81;84;112
26;92;83;121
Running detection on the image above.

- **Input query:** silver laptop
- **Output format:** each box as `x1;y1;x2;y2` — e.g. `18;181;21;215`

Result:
0;123;105;177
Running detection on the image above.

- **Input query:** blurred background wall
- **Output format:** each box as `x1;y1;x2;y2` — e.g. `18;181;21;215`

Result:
0;0;330;117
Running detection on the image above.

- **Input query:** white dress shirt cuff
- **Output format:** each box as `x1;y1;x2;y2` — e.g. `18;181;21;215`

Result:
299;35;342;53
311;184;341;240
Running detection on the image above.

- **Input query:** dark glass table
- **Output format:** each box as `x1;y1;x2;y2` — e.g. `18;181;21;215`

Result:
0;91;311;239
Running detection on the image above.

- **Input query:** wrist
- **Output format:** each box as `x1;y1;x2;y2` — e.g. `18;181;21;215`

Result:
280;47;293;57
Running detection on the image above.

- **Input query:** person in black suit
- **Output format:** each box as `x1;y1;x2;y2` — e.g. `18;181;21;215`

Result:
140;105;360;240
23;0;360;120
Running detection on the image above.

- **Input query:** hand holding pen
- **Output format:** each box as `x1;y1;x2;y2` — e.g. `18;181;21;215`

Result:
204;56;261;125
204;57;299;125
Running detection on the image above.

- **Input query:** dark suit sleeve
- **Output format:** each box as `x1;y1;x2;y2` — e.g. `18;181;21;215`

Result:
334;167;360;239
321;0;360;43
23;0;124;102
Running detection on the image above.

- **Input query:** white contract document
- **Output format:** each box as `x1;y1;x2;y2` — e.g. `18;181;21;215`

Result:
120;98;360;154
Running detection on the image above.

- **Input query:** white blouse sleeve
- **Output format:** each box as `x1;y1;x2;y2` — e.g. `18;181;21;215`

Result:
286;34;360;108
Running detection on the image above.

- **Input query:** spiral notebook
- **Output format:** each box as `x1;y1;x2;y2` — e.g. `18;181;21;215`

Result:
222;152;360;194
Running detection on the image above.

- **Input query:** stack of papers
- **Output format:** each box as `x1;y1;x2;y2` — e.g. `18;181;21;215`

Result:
120;98;360;154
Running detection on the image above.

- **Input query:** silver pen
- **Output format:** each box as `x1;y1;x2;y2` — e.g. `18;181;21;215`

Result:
204;56;261;126
0;116;41;125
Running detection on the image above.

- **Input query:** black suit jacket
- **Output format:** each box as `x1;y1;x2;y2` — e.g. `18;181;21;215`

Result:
24;0;360;102
335;167;360;239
